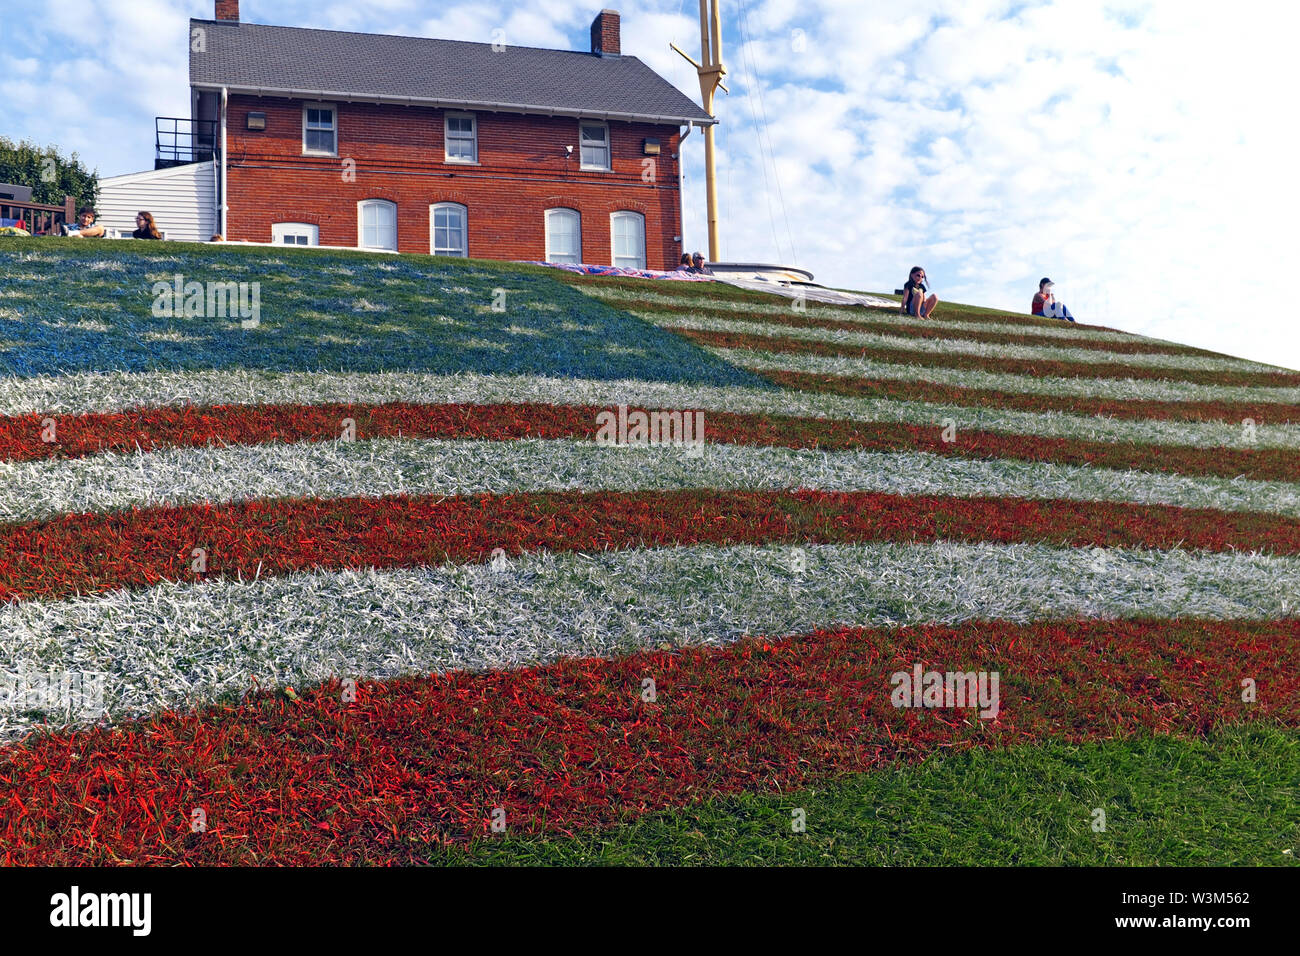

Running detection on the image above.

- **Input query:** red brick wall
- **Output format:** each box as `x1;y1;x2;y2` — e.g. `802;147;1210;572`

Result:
223;95;684;270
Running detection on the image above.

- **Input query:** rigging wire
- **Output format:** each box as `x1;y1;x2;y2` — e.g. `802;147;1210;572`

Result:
733;1;783;261
736;0;799;265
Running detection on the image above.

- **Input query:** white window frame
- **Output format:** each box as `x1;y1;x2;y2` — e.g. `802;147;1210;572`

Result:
302;102;338;157
430;202;468;257
271;222;319;246
610;211;646;270
579;121;611;171
444;112;478;164
544;208;582;264
357;199;398;251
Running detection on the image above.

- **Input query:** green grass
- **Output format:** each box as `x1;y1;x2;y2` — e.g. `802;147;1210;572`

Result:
427;726;1300;866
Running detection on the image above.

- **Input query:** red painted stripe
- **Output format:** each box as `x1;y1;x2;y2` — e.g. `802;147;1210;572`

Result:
1;618;1294;864
760;368;1300;425
1;403;592;462
5;402;1296;481
562;274;806;305
681;327;1300;388
2;489;1298;603
624;298;1219;358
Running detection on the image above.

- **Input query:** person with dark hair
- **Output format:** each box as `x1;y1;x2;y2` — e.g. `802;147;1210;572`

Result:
1032;277;1075;321
676;252;693;272
64;207;105;238
132;211;162;240
901;266;937;318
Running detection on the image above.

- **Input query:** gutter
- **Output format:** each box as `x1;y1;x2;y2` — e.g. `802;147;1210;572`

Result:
191;82;718;127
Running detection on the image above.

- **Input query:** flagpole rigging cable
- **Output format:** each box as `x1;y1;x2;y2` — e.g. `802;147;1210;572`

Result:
736;0;798;265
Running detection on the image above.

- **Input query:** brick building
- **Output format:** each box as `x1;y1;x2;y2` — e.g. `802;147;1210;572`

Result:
107;0;714;266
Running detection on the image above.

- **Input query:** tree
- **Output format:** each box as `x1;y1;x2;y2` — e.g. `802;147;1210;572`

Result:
0;136;98;210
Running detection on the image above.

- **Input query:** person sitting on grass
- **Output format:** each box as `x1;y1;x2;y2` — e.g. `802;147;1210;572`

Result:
676;252;693;272
690;251;714;275
132;211;162;239
63;207;105;238
901;266;937;318
1031;277;1075;322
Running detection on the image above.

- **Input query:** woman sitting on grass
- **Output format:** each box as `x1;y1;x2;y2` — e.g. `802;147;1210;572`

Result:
901;266;937;318
132;211;162;240
1031;277;1075;322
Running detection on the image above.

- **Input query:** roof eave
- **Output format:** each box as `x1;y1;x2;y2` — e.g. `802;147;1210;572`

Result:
190;82;718;127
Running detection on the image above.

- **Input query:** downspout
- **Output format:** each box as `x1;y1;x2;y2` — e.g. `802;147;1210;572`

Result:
220;86;228;238
677;124;692;261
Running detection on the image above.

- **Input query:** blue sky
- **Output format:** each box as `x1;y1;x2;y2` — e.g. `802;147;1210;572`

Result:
3;0;1298;369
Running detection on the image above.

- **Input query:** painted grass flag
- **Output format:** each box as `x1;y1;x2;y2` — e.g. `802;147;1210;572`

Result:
0;239;1297;865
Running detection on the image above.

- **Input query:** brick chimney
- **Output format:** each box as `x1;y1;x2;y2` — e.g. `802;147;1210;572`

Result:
215;0;240;21
590;9;620;55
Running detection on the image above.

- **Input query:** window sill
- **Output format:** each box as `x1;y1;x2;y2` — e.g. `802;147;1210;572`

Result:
302;150;339;158
445;158;480;166
580;165;613;173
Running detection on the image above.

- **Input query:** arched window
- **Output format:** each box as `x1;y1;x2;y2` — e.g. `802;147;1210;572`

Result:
545;208;582;264
610;211;645;270
430;203;468;257
357;199;397;251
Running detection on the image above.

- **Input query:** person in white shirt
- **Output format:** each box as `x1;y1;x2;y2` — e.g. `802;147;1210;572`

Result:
64;208;105;238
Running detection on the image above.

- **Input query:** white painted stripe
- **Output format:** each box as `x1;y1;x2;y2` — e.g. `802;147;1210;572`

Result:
3;369;1298;449
3;542;1296;741
648;312;1276;375
2;437;1297;523
721;347;1300;406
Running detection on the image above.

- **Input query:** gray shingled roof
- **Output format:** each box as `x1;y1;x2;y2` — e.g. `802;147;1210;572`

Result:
189;19;714;126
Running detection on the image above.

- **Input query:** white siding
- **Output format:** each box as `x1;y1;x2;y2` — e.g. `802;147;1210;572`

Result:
96;162;217;242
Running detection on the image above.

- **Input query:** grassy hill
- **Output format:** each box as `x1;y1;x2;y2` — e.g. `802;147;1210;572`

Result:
0;237;1296;866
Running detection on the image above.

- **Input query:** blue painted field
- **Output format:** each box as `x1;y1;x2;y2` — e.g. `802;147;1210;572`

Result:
0;239;767;387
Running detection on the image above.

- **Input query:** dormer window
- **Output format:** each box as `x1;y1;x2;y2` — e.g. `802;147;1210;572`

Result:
303;104;337;156
579;122;610;170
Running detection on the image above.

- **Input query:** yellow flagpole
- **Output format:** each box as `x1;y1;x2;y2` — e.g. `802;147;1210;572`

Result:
698;0;725;262
673;1;727;262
